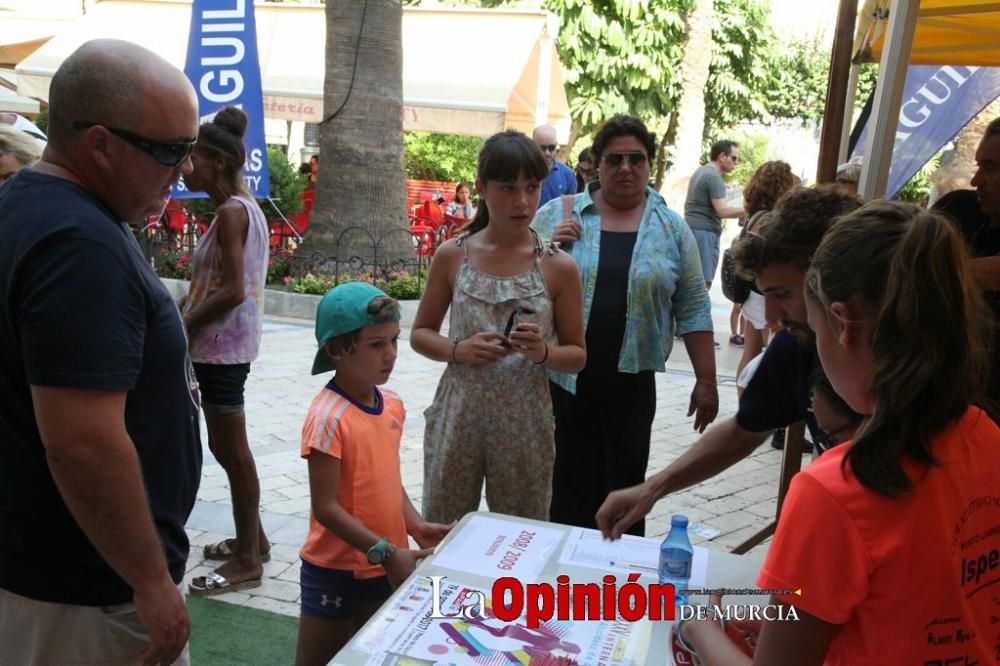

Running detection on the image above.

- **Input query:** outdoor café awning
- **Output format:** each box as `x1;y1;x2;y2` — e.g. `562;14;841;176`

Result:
0;84;39;114
853;0;1000;66
14;0;571;138
0;11;74;65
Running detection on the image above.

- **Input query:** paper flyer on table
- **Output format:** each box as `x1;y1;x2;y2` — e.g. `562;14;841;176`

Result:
557;527;708;587
430;515;564;582
357;576;651;665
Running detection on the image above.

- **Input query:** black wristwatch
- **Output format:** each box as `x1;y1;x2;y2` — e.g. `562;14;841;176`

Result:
366;537;397;565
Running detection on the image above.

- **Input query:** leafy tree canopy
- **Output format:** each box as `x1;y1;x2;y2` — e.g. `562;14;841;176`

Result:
405;1;777;145
403;131;481;183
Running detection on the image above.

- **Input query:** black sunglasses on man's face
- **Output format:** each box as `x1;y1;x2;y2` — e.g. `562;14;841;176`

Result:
602;152;647;168
73;121;196;168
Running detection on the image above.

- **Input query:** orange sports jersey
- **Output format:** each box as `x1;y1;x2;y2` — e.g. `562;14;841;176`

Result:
299;381;408;578
759;407;1000;665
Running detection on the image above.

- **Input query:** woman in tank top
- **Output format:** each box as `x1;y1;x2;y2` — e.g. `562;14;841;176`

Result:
181;106;271;596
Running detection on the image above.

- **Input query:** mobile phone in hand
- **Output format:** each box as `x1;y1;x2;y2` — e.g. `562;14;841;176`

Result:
501;305;536;346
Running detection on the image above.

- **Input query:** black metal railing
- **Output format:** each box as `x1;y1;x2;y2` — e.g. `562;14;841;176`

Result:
135;216;438;295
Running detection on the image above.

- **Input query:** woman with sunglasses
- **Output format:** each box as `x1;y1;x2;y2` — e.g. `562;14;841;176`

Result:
678;202;998;665
180;106;272;596
411;130;585;524
532;115;717;537
575;147;597;193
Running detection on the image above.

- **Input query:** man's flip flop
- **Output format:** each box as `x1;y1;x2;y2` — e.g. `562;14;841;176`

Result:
188;572;263;597
203;538;271;563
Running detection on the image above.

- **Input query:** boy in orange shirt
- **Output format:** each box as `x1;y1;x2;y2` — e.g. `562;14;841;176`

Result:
294;282;453;666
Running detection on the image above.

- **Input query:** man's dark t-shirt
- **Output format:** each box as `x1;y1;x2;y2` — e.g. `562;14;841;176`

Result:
736;330;821;439
934;189;1000;400
0;170;202;606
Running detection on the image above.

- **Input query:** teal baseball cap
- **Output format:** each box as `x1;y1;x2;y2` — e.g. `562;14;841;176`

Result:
311;281;398;375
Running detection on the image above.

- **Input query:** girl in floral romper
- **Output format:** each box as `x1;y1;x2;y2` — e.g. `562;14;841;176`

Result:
410;130;586;524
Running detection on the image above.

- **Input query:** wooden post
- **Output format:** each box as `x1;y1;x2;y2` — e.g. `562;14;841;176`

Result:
816;0;861;184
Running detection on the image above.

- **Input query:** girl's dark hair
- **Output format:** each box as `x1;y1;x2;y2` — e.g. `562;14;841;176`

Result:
197;105;249;195
805;201;990;497
465;130;548;234
590;115;656;162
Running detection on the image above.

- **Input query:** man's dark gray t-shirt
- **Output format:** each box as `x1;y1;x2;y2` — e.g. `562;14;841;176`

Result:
684;163;727;234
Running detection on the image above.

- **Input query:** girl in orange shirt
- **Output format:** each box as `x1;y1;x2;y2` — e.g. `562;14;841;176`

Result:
680;201;999;665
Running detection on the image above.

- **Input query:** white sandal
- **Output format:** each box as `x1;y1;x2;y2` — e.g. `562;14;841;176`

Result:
188;571;263;597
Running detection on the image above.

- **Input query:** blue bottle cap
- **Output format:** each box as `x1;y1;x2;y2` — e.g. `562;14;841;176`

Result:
671;514;689;527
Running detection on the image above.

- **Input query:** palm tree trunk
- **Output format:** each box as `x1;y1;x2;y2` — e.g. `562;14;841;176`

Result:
660;0;714;208
305;0;410;275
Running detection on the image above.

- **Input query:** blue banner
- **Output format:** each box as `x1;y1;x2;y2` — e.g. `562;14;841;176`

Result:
172;0;270;199
852;66;1000;198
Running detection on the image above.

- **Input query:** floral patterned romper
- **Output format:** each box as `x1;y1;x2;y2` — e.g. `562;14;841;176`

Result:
422;231;557;524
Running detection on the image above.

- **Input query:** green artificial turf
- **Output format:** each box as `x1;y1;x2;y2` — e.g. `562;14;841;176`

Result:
187;596;298;665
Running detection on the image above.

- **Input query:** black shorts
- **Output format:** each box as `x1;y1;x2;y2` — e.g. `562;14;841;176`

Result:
299;559;392;621
192;362;250;410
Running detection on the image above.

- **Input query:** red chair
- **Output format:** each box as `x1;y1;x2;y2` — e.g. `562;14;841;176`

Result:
162;205;189;236
411;223;437;257
270;189;312;248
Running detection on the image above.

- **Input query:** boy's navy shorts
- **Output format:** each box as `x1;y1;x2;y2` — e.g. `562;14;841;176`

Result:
299;559;392;621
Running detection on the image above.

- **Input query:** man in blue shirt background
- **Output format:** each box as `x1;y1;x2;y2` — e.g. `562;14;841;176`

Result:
534;124;577;206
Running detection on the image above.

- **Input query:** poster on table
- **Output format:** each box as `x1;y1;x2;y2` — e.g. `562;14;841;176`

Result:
430;515;564;583
355;576;652;665
172;0;270;199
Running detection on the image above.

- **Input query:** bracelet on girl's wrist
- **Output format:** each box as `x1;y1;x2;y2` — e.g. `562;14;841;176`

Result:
451;338;461;363
534;343;550;365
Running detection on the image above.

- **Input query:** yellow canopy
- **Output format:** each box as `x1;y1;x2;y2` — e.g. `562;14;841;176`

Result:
15;0;571;138
854;0;1000;66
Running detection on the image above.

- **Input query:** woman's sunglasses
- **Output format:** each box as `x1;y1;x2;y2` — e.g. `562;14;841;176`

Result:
602;152;647;168
74;121;196;168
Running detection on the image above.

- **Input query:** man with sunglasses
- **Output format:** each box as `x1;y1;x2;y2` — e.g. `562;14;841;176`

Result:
534;124;577;206
0;40;200;665
684;140;745;289
597;186;862;540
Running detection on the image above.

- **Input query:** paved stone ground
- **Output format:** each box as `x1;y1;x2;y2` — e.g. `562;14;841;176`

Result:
183;220;791;616
184;322;786;617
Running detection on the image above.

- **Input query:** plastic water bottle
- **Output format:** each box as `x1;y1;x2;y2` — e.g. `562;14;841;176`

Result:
659;514;693;606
